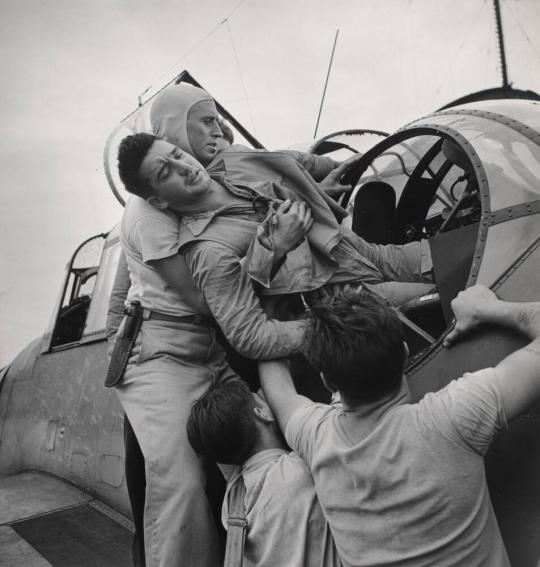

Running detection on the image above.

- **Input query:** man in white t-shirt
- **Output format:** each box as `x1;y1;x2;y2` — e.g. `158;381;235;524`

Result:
115;193;309;567
111;91;316;566
186;378;341;567
259;285;540;566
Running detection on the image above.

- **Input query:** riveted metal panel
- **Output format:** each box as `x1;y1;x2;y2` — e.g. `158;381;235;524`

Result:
0;340;128;517
477;215;540;287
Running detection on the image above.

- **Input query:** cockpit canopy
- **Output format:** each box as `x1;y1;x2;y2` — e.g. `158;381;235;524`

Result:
341;99;540;356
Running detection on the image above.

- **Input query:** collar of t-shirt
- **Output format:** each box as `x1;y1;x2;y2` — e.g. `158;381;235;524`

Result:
242;448;289;475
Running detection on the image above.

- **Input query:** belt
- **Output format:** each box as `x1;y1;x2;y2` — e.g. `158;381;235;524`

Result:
141;308;214;327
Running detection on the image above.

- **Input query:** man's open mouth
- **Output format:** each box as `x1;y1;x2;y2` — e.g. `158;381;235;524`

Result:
188;170;200;185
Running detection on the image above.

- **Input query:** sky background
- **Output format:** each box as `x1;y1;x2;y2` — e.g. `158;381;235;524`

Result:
1;0;539;367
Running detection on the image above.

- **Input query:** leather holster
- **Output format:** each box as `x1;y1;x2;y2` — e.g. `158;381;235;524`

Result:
104;301;143;388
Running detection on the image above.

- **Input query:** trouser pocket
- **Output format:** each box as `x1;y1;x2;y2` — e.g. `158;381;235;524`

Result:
135;320;222;366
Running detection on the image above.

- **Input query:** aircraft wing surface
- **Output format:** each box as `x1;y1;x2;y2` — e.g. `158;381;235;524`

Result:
0;471;133;566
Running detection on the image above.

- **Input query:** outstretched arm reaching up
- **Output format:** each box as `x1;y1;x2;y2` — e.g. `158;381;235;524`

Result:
258;359;313;433
444;284;540;421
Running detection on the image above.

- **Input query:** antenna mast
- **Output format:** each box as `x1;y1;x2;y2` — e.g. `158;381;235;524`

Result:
314;29;339;139
493;0;510;88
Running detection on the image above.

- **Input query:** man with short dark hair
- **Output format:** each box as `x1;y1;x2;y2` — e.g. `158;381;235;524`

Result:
113;134;310;566
186;379;341;567
117;132;157;200
303;288;406;404
259;284;540;566
118;133;315;358
187;380;258;466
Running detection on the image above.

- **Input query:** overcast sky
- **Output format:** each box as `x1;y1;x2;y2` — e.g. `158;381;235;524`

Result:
1;0;539;367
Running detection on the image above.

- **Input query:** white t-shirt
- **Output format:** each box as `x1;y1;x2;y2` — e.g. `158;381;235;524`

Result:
120;196;196;317
222;449;341;567
285;369;510;567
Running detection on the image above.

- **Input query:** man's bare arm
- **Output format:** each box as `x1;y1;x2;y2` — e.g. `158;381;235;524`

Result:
106;251;131;341
258;360;312;432
149;253;211;317
444;284;540;421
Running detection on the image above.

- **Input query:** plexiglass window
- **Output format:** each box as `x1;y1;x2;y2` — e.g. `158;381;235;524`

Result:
50;234;106;348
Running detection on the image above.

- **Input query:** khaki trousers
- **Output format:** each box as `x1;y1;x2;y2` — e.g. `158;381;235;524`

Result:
116;318;235;567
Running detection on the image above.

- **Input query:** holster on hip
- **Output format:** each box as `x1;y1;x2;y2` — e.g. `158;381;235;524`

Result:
104;301;143;388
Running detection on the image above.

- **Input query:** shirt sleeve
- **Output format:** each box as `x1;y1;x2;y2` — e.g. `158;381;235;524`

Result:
244;227;276;288
284;150;338;182
342;227;428;283
106;250;131;353
128;212;181;263
183;241;307;359
418;368;508;456
243;217;291;289
285;403;332;466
